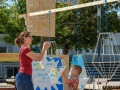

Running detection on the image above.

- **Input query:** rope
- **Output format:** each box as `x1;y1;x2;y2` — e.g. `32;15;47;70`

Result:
92;33;105;78
48;10;51;41
101;34;106;79
107;34;111;78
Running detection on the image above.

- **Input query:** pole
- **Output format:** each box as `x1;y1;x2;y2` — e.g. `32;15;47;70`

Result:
104;0;108;32
93;76;95;90
97;5;101;63
97;3;101;90
76;9;80;53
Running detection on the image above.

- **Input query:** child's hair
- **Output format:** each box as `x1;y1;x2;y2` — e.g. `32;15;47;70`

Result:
73;65;82;75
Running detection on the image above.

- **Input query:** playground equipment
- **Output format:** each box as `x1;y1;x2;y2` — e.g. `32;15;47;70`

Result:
92;32;120;81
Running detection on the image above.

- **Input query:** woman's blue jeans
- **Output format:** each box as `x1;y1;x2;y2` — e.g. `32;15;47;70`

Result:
15;72;34;90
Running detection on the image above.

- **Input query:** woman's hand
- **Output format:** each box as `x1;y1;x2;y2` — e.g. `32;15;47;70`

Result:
26;41;51;62
43;41;51;50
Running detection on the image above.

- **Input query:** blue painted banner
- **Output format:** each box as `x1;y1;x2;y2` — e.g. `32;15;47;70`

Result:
32;56;65;90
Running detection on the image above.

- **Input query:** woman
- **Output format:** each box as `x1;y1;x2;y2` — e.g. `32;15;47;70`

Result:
15;31;51;90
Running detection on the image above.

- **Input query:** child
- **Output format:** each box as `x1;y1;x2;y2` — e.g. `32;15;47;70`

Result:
62;65;82;90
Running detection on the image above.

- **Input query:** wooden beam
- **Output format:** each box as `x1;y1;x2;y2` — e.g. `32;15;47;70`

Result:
27;0;118;16
19;14;27;19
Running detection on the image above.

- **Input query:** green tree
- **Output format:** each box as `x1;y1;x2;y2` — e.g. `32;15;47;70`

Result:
0;0;40;46
0;0;120;53
54;2;98;52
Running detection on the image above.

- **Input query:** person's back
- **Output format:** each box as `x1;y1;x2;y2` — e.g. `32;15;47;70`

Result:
19;46;32;75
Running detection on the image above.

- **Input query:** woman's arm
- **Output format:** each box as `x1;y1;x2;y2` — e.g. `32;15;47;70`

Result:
26;41;51;62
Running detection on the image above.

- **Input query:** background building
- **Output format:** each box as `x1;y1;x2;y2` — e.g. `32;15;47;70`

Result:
0;33;19;82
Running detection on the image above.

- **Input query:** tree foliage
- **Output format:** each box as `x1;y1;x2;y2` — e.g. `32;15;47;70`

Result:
0;0;120;53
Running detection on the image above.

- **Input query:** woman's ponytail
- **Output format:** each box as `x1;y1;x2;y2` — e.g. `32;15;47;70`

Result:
14;31;30;47
14;37;21;47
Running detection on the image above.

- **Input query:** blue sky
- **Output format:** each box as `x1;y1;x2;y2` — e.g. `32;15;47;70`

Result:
6;0;14;7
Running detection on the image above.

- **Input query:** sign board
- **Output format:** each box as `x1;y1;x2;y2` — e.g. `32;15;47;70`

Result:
26;0;56;37
32;56;66;90
0;53;19;62
21;0;79;37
